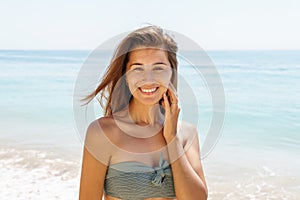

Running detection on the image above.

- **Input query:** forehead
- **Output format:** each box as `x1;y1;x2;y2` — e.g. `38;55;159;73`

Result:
127;48;169;64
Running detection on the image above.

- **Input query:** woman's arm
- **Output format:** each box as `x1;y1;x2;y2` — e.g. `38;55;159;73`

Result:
166;126;208;200
79;120;111;200
79;146;107;200
162;91;208;200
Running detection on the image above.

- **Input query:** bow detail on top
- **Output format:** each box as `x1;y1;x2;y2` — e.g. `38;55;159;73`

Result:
151;153;172;187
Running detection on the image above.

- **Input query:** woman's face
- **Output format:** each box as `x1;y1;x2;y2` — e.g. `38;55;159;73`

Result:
126;48;173;106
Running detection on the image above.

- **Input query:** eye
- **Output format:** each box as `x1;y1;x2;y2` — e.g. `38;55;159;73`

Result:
133;67;144;72
154;67;163;71
153;65;166;71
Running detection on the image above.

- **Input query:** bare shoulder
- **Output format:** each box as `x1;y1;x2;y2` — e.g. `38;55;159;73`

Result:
86;116;120;139
84;116;117;165
177;121;198;150
87;116;114;132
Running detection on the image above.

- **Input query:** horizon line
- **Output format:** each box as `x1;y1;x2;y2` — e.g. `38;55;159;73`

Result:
1;48;300;51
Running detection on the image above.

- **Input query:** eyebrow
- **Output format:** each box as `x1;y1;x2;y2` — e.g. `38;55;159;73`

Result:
129;62;168;67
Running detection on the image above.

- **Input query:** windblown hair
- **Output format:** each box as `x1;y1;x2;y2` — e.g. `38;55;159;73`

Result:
82;25;178;116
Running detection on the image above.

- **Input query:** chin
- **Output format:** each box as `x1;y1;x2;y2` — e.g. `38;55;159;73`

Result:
141;100;160;106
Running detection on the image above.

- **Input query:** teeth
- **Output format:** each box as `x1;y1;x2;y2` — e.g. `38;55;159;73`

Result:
141;88;157;93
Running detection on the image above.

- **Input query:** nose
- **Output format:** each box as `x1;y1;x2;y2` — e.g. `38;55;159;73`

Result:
143;70;154;81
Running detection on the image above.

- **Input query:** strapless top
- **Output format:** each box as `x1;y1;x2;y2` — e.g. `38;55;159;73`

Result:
104;154;176;200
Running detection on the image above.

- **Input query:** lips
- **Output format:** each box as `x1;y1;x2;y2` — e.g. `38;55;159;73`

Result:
139;87;158;94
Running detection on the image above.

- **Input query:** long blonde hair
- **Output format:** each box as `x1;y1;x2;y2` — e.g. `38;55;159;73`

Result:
82;25;178;116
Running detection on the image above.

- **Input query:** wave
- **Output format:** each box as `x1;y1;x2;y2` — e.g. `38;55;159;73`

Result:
0;145;81;200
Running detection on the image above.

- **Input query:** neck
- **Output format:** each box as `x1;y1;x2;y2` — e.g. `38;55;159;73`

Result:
128;99;163;126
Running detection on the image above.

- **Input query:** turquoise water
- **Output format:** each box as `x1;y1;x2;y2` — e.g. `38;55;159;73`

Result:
215;51;300;154
1;50;299;150
0;50;299;199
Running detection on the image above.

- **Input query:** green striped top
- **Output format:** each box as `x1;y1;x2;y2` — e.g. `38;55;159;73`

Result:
104;154;176;199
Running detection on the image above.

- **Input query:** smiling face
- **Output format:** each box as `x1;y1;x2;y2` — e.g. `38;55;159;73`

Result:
125;48;173;106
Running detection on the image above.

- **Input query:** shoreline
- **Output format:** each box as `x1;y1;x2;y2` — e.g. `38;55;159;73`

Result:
1;137;300;199
1;142;299;200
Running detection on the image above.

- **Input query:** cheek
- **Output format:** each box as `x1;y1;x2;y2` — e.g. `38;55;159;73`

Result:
126;74;140;95
157;71;172;88
126;74;140;88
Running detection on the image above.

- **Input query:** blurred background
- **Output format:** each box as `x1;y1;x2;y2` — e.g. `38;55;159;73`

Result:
0;0;299;199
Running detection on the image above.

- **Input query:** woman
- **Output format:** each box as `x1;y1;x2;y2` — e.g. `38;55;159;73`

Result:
79;25;208;200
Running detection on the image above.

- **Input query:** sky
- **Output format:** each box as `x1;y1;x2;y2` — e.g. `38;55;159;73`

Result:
0;0;299;50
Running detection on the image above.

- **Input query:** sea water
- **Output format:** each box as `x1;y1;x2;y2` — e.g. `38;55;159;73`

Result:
0;50;299;199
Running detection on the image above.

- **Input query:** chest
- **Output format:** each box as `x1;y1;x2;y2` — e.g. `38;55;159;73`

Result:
109;130;170;166
116;130;167;152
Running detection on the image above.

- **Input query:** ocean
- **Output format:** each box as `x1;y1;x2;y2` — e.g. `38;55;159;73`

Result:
0;50;299;199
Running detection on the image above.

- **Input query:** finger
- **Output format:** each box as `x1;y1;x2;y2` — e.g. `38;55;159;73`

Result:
168;83;178;103
163;93;170;113
161;100;165;108
168;83;178;97
168;91;178;109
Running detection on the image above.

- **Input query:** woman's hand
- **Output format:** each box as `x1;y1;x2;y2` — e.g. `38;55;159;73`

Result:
162;84;180;143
